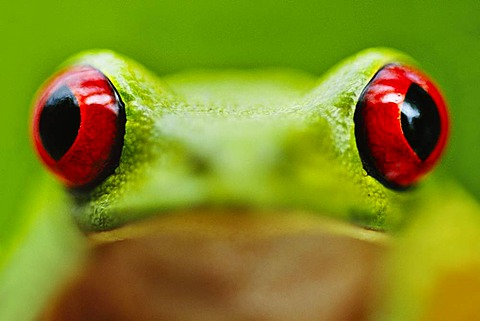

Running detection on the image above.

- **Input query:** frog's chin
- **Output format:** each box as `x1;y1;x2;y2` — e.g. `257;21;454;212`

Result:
43;210;389;320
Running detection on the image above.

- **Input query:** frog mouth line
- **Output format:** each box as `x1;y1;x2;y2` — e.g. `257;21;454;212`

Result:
42;210;390;320
88;208;390;245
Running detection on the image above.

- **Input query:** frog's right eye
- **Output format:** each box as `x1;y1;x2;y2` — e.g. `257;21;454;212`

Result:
31;66;125;189
354;64;449;189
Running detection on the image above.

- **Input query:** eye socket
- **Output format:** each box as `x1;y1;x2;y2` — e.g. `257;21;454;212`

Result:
354;64;449;189
32;66;125;189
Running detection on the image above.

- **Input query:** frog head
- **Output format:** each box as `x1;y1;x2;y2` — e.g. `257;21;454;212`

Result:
31;48;449;233
10;48;463;321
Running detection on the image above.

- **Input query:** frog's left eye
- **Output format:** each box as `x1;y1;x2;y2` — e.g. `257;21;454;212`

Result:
354;64;449;189
32;66;125;189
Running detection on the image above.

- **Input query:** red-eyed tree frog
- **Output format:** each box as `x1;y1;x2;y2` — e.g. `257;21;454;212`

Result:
2;48;480;321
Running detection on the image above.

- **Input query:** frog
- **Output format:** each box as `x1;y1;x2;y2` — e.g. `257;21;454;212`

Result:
2;48;480;321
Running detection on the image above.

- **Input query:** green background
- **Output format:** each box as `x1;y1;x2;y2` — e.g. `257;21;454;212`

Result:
1;0;479;230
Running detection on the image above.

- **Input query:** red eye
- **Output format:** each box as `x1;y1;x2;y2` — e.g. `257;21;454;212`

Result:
31;66;125;189
354;64;449;189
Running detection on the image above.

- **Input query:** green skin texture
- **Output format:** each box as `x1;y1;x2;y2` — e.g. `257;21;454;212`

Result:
1;48;480;320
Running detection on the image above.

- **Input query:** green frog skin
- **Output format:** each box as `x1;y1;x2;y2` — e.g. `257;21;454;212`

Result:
1;48;480;321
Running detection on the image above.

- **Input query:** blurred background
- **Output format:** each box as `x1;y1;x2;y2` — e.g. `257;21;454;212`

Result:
1;0;479;232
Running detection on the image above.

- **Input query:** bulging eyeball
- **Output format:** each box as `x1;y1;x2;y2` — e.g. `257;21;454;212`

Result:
354;64;449;189
31;66;125;189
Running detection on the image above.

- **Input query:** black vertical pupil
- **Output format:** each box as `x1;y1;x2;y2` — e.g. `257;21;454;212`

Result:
401;83;441;161
39;85;81;160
